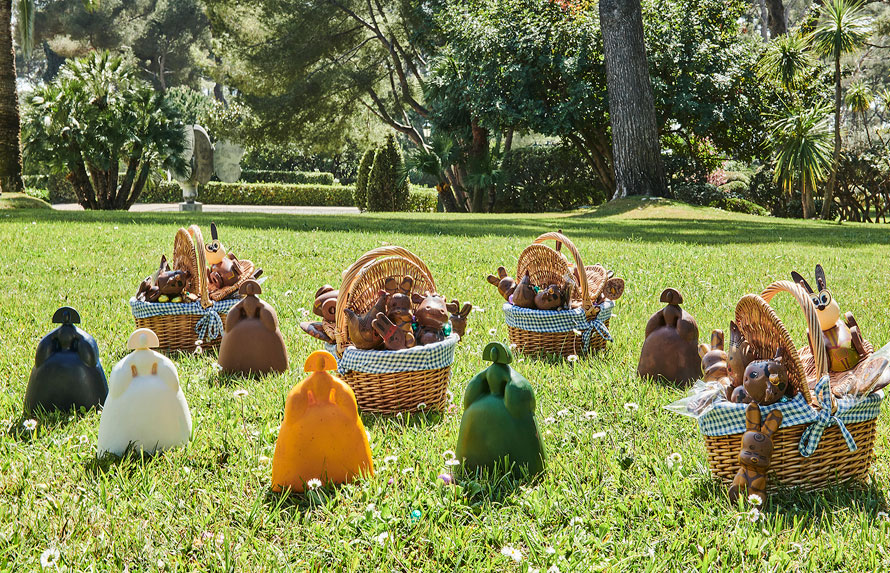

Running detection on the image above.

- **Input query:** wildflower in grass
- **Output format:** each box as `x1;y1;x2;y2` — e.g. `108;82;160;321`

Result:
416;402;427;410
306;478;322;490
446;390;454;402
500;545;522;563
590;431;606;440
748;493;763;507
39;547;59;569
366;503;381;519
668;453;682;464
790;542;803;553
623;402;639;412
194;341;204;355
747;508;762;523
544;416;556;424
383;455;398;467
284;291;294;297
443;450;456;460
78;435;88;446
545;546;556;555
556;409;570;418
23;419;38;432
510;343;517;350
584;411;598;420
529;568;540;573
473;306;485;312
258;456;270;464
548;565;561;573
233;389;249;399
487;328;497;337
879;511;889;521
572;329;582;337
213;362;223;372
567;354;578;363
376;532;389;546
438;473;453;485
401;467;415;474
445;458;461;467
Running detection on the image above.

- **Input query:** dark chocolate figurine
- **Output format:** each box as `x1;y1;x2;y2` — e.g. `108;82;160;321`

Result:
371;313;414;350
739;350;790;406
534;284;565;311
136;255;190;303
447;300;473;338
728;403;782;507
511;271;537;309
726;321;757;397
218;281;289;375
637;288;702;384
300;285;339;344
343;292;387;350
24;307;108;415
699;330;732;389
384;276;414;295
455;342;545;478
386;290;416;349
412;292;449;345
487;267;517;302
205;222;242;289
792;265;867;372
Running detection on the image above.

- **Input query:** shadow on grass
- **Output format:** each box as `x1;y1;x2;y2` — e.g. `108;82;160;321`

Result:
452;459;543;507
8;406;98;441
7;203;890;247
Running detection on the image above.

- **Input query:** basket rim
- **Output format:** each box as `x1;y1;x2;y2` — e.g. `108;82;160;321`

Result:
517;232;596;314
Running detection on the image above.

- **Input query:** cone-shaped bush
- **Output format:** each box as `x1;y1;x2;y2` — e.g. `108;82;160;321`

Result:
366;134;409;211
354;147;376;211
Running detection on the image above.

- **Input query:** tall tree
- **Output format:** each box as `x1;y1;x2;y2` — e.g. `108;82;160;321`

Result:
599;0;665;197
0;0;25;196
812;0;870;219
765;0;788;37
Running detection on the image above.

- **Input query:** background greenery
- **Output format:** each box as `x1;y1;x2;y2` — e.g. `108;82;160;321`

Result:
2;200;890;570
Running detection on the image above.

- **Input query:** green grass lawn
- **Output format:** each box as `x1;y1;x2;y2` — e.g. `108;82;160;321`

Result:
2;198;890;571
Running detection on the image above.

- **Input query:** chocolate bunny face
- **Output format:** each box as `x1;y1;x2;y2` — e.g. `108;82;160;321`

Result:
728;403;782;506
742;352;789;405
792;265;841;331
534;285;564;311
487;267;517;301
412;292;449;328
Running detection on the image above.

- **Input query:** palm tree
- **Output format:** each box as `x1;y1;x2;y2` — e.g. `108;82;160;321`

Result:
845;80;873;144
811;0;870;219
770;104;835;219
0;0;29;196
404;135;463;212
757;33;814;95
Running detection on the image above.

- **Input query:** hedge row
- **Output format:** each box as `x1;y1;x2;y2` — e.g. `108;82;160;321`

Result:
239;169;335;185
139;181;437;212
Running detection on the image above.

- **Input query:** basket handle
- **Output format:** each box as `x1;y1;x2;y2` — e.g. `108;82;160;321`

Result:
532;232;590;311
335;246;436;355
760;280;828;382
187;225;212;309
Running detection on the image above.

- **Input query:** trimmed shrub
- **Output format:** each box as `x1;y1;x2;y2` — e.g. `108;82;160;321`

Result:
240;170;335;185
366;134;409;212
22;174;78;203
498;145;606;212
674;181;768;216
354;148;376;211
722;197;769;216
406;187;437;213
718;180;748;196
724;171;751;185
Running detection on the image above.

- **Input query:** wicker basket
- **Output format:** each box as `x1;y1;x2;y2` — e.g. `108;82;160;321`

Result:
334;246;454;414
507;232;611;357
131;225;239;352
703;280;879;490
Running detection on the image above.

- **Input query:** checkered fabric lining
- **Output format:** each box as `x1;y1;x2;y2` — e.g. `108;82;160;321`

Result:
324;333;459;375
698;376;883;457
502;299;615;350
129;296;240;341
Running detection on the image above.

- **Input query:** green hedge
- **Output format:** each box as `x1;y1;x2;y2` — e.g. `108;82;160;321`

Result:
138;181;437;212
240;170;336;185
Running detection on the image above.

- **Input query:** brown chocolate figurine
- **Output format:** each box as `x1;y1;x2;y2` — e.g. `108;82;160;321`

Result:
726;321;757;394
412;292;449;346
300;285;340;344
740;350;790;406
487;267;517;302
218;281;289;375
637;288;702;384
512;271;537;309
137;255;190;303
447;300;473;338
385;290;416;349
205;222;242;289
372;313;415;350
699;330;732;390
728;403;782;507
384;276;414;295
534;284;565;311
343;292;388;350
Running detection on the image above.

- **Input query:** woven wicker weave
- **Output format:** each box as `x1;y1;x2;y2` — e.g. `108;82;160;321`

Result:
334;246;450;413
703;280;878;489
134;225;227;352
508;232;609;357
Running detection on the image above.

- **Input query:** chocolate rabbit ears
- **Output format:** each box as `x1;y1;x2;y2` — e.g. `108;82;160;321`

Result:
482;342;513;365
791;264;829;294
304;350;338;373
52;306;81;324
127;328;160;350
239;279;262;297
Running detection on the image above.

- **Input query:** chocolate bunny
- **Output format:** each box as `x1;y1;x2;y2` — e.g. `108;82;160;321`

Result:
534;284;567;311
791;265;867;373
487;267;517;302
728;403;782;507
205;222;242;289
371;313;414;350
137;255;190;302
446;300;473;338
384;276;414;295
726;321;757;394
218;281;289;375
343;292;387;350
740;350;790;405
511;271;537;309
300;285;339;344
412;292;449;345
699;330;732;389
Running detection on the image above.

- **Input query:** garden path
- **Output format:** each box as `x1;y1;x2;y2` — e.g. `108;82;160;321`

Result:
53;203;360;215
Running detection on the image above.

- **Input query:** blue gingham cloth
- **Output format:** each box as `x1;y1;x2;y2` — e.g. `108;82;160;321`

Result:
129;296;240;341
698;376;883;457
502;299;615;350
324;334;459;375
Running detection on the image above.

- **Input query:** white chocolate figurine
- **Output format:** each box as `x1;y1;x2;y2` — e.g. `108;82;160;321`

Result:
97;328;192;456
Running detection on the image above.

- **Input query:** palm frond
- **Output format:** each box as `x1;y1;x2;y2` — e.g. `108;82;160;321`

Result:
757;33;814;92
812;0;870;59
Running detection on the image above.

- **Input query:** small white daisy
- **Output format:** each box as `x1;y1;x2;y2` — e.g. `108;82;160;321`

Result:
445;458;461;467
284;290;294;297
790;542;804;553
747;508;762;523
592;432;606;439
623;402;640;412
473;306;486;312
445;390;454;402
500;545;522;563
584;411;598;420
258;456;270;464
572;329;582;336
383;455;398;466
488;328;497;336
747;493;763;507
509;343;517;350
668;453;682;464
544;416;556;424
416;402;427;410
545;546;556;555
443;450;456;460
306;478;322;490
567;354;578;363
39;547;60;569
233;389;249;399
401;467;415;474
376;532;389;546
213;362;223;372
548;565;561;573
556;409;570;418
23;419;38;431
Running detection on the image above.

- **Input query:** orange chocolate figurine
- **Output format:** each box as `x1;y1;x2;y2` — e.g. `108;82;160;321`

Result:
205;222;242;289
271;351;374;493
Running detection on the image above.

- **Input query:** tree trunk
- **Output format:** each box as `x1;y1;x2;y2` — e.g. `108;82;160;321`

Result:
436;182;459;213
822;55;842;220
599;0;666;199
0;0;24;196
801;177;815;219
764;0;788;38
42;41;64;82
504;128;514;154
759;0;769;41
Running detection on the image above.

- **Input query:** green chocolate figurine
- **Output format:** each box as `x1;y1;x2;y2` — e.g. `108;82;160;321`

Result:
455;342;545;477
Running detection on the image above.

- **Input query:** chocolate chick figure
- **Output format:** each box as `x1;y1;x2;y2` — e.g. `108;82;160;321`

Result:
455;342;545;478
